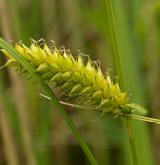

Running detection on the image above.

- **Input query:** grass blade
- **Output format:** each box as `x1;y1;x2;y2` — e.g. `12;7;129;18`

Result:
111;0;154;165
104;0;138;164
123;114;160;125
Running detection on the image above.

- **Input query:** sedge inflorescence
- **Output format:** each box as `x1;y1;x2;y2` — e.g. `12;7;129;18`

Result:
2;40;143;115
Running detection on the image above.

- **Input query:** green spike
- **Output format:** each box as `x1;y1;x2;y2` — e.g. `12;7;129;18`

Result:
72;72;81;83
50;72;62;82
49;63;60;73
0;59;17;69
100;99;111;108
83;74;92;86
41;72;53;79
36;63;49;73
123;103;148;115
81;86;93;94
92;90;103;100
62;81;74;93
69;84;83;96
62;81;74;89
62;72;72;81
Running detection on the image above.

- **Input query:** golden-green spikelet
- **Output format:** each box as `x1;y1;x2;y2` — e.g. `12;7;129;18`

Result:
1;40;147;115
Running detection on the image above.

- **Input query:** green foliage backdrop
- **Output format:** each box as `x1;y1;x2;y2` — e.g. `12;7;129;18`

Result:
0;0;160;165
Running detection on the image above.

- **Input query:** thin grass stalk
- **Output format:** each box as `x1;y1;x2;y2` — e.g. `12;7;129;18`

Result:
104;0;138;164
112;1;154;164
104;0;125;90
40;96;160;124
0;37;98;165
30;0;43;38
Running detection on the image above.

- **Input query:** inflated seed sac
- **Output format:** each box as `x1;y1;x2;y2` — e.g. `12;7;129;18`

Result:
1;41;130;113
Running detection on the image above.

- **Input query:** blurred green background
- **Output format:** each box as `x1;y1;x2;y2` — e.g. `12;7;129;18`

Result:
0;0;160;165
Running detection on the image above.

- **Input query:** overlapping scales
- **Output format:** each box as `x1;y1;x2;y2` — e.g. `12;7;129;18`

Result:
2;41;129;112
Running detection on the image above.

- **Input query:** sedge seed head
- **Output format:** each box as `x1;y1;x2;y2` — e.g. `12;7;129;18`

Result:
1;40;131;113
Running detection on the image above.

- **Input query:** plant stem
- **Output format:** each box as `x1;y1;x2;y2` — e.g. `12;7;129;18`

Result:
0;38;98;165
123;114;160;124
40;93;160;124
126;119;138;165
104;0;138;164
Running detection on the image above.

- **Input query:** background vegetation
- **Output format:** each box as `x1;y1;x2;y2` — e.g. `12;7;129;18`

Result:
0;0;160;165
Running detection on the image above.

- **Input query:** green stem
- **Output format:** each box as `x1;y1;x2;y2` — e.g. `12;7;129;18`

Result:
104;0;125;90
104;0;138;164
40;94;160;125
0;38;98;165
123;114;160;124
126;118;138;165
40;95;160;124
